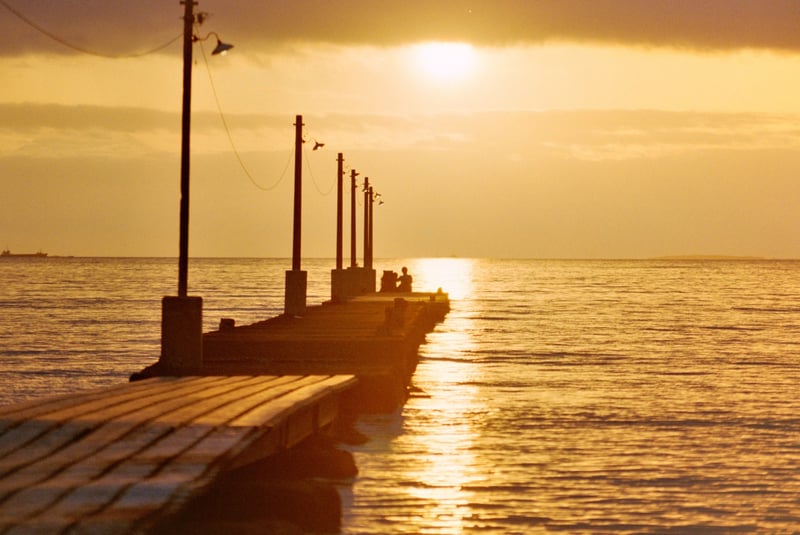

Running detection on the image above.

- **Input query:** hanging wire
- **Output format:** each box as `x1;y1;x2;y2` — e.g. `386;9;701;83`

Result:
0;0;181;58
304;145;335;196
198;37;291;192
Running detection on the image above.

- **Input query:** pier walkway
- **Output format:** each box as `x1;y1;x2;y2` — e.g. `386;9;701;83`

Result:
201;292;450;410
0;374;355;534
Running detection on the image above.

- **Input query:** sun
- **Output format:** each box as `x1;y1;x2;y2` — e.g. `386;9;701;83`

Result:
411;42;477;84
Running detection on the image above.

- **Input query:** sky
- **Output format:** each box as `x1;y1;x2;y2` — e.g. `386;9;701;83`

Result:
1;0;800;259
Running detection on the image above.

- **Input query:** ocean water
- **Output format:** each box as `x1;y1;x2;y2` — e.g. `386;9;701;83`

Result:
1;257;799;533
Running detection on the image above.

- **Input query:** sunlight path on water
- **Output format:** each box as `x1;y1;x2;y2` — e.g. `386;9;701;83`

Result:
343;259;800;534
343;259;488;533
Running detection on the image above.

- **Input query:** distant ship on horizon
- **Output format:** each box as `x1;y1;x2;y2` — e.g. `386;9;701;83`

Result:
1;248;48;258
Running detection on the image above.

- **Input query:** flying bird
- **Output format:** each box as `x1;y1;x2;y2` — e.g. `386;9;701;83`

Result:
313;140;325;150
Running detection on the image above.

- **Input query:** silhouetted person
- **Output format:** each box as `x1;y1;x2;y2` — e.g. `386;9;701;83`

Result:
397;266;412;293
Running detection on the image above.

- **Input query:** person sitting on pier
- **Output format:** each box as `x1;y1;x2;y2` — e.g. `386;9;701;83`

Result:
396;266;413;293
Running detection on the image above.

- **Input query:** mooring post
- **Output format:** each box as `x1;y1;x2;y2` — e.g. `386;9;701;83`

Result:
285;114;307;315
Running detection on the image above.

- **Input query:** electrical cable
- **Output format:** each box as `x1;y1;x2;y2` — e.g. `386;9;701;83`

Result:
304;145;335;196
0;0;181;58
198;37;291;192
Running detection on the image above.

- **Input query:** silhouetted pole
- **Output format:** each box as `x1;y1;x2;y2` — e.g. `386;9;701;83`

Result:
285;114;307;316
367;185;374;270
160;0;203;372
350;169;358;268
336;153;344;270
292;115;303;271
363;176;369;267
178;0;195;297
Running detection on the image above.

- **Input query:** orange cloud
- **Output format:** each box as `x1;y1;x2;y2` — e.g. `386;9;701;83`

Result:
2;0;800;56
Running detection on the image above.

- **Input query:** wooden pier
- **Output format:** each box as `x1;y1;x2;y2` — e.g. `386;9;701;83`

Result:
0;289;450;531
140;291;450;412
0;374;355;533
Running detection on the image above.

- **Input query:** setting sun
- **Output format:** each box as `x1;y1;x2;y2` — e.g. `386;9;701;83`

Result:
411;42;477;84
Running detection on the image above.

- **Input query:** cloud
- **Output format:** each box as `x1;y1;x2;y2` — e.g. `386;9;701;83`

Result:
1;0;800;57
3;106;800;258
4;103;800;162
228;0;800;51
0;102;294;157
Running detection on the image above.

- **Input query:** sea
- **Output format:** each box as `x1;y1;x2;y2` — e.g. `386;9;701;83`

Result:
1;257;799;534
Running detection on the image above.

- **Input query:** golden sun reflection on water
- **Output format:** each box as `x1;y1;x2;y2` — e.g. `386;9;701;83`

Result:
395;258;488;532
403;257;474;300
402;362;486;533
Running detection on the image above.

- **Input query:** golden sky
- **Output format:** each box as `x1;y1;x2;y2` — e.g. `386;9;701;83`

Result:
1;0;800;258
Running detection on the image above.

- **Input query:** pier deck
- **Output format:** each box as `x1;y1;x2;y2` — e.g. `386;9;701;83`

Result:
0;374;355;534
200;292;450;410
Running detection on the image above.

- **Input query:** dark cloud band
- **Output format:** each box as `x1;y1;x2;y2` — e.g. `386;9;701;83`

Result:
1;0;799;56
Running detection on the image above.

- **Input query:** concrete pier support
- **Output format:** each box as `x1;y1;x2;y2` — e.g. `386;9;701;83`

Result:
349;266;375;295
161;296;203;369
331;268;348;302
285;270;308;316
330;267;375;301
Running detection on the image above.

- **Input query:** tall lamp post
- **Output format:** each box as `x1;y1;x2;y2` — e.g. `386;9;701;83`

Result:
284;115;308;316
362;176;369;268
177;0;194;298
161;0;232;370
331;153;347;302
350;169;358;268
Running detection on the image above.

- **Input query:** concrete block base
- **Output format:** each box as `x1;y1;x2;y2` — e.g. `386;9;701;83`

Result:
331;269;348;302
161;296;203;369
285;270;308;316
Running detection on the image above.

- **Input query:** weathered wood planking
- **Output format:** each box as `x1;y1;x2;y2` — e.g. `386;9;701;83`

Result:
202;293;450;368
0;374;356;534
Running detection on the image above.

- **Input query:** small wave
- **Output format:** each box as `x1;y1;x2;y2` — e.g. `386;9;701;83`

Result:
658;370;709;376
421;355;481;364
732;306;800;313
699;325;764;332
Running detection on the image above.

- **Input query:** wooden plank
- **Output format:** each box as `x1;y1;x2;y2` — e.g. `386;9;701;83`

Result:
44;376;255;423
82;427;258;533
0;376;227;451
0;376;285;505
0;423;174;519
9;425;241;527
230;375;356;427
0;374;357;533
0;376;197;426
188;375;339;427
91;376;354;533
0;377;261;484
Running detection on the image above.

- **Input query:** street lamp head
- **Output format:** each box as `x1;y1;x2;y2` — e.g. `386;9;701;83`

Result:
193;31;234;55
211;38;233;55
